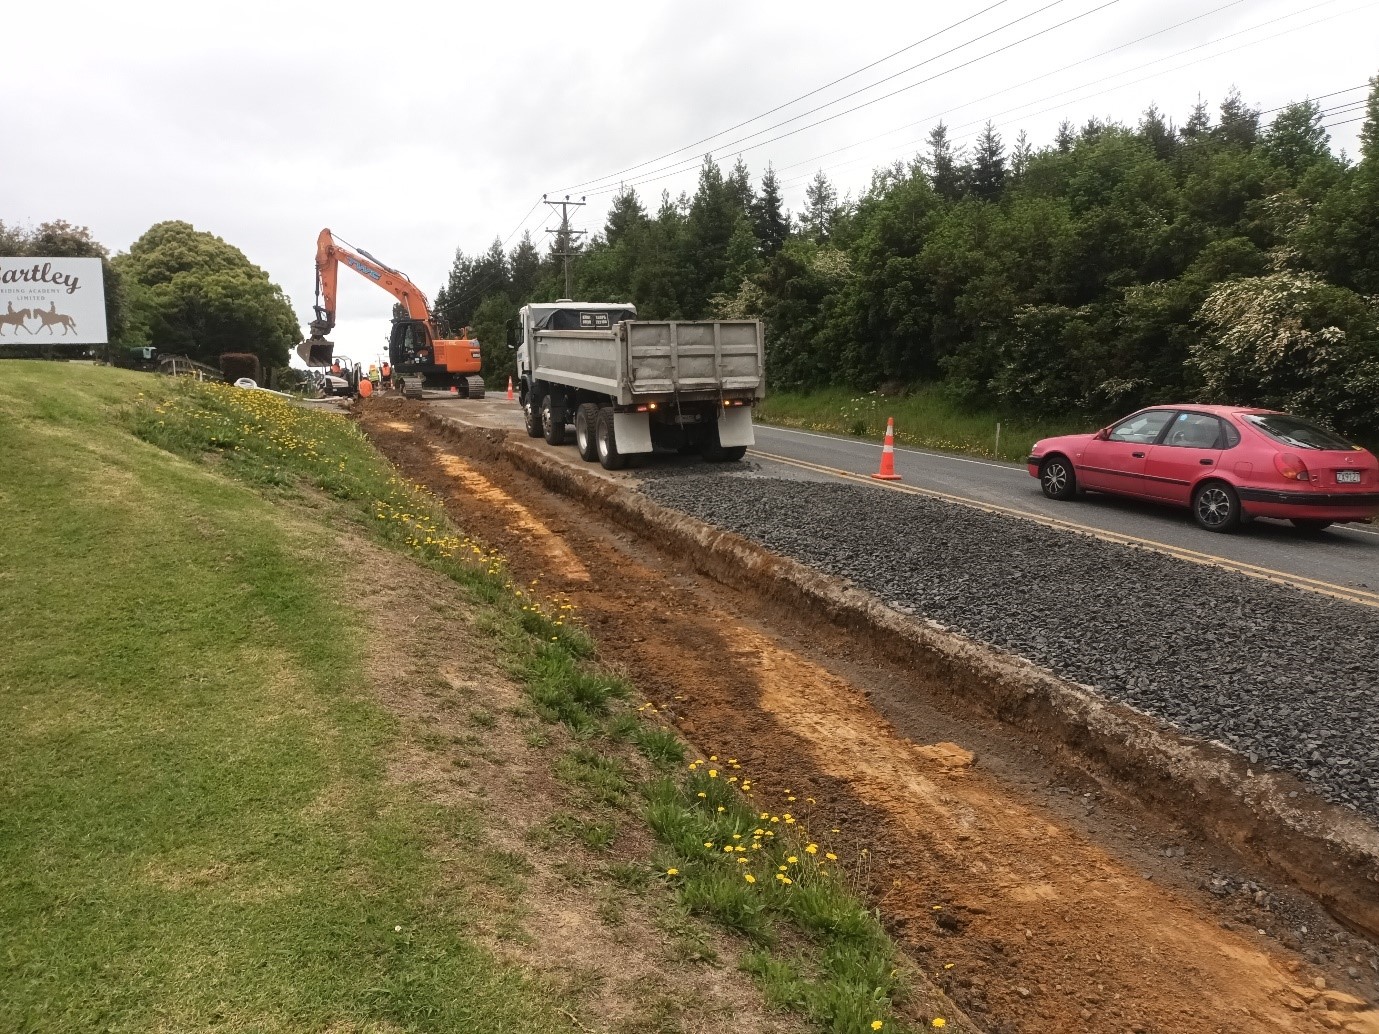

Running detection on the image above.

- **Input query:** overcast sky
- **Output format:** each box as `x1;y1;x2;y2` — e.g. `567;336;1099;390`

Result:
7;0;1377;362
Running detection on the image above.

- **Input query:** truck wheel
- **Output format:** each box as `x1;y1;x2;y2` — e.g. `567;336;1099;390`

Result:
595;408;627;470
523;388;544;438
574;403;599;462
541;394;567;446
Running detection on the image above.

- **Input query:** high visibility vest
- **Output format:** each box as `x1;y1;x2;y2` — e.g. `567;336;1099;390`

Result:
381;362;391;376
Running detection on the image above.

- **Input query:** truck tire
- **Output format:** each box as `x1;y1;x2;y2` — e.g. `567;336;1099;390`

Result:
595;408;627;470
701;421;747;463
522;386;544;438
574;403;600;462
541;394;567;446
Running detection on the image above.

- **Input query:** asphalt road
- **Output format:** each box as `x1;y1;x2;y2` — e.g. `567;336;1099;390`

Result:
419;397;1379;604
749;423;1379;601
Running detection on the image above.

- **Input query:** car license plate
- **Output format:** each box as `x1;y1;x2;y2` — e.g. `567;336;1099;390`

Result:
1337;470;1362;484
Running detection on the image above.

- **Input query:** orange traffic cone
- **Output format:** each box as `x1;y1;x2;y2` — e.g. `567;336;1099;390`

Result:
450;384;459;395
872;417;902;481
506;375;514;401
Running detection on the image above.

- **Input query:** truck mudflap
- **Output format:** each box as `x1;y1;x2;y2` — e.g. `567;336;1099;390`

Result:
613;411;654;455
716;406;755;448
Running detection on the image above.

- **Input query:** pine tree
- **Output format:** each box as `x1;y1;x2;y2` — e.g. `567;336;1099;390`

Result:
801;170;838;242
1182;97;1211;141
1055;120;1075;153
1360;75;1379;163
971;121;1007;201
1215;87;1260;147
605;185;648;246
1010;130;1033;179
726;157;756;217
509;232;542;302
753;164;790;256
1262;101;1329;177
927;122;963;200
1139;104;1176;160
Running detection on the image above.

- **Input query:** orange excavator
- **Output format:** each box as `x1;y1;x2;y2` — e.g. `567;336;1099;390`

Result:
299;228;485;399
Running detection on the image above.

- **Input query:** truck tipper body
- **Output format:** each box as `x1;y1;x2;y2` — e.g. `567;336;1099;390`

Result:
514;300;765;469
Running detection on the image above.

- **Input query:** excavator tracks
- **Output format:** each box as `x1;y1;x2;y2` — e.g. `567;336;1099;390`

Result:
462;375;486;399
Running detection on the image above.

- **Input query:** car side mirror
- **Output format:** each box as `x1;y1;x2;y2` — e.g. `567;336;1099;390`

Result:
1094;427;1110;441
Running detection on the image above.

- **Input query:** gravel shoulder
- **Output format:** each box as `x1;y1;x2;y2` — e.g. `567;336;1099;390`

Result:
640;473;1379;820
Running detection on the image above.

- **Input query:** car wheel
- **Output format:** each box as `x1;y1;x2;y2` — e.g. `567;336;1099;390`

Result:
1192;481;1241;532
574;403;599;462
1291;518;1333;533
1039;456;1077;500
595;408;627;470
541;394;567;446
523;389;544;438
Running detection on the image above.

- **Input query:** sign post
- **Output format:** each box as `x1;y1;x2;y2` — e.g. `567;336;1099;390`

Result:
0;257;108;346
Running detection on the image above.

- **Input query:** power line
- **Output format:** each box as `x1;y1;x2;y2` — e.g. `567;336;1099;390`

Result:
572;0;1091;197
580;0;1124;199
771;0;1248;179
780;0;1369;189
1258;82;1370;116
554;0;1018;194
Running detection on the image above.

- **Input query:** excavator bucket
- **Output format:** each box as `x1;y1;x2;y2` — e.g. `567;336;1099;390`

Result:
296;335;334;368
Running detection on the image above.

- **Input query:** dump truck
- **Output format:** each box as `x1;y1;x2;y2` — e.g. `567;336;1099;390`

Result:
514;300;764;469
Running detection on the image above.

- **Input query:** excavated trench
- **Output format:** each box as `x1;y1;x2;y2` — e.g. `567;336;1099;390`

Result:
358;397;1379;1034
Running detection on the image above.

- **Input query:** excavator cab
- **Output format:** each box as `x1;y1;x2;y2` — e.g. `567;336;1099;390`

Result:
388;318;432;367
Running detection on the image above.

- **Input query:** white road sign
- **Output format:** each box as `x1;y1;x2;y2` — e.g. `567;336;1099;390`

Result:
0;257;108;345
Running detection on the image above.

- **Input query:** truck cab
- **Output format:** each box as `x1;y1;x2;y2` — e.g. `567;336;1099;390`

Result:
514;300;637;398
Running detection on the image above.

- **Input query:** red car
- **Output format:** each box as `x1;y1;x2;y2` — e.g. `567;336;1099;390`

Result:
1026;405;1379;532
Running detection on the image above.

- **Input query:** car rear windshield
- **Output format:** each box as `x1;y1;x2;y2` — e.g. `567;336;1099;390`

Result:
1244;414;1357;451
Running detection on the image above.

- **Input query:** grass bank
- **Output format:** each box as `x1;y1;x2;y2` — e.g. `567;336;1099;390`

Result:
0;364;573;1033
1;364;937;1033
758;386;1092;462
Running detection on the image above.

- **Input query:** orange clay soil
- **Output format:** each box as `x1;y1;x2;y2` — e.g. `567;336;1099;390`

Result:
359;399;1379;1034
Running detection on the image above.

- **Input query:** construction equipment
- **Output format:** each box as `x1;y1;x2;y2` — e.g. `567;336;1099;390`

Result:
300;228;485;400
515;300;764;468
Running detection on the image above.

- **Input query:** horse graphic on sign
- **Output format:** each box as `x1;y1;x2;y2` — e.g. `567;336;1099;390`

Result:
32;301;78;336
0;302;33;336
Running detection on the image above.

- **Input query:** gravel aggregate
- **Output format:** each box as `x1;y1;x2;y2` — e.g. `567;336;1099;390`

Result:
641;474;1379;819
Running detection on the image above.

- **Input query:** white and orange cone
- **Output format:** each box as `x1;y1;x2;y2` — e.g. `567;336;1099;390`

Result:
506;375;515;401
872;417;902;481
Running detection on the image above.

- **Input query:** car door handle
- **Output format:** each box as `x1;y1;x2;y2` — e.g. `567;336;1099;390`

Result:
1132;451;1146;458
1200;458;1214;465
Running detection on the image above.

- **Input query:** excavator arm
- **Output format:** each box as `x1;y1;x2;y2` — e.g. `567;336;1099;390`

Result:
309;227;434;337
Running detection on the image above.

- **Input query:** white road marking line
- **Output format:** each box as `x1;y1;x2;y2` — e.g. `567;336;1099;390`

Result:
757;423;1023;472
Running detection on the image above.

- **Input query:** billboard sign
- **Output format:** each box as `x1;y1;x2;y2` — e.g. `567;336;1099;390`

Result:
0;257;108;345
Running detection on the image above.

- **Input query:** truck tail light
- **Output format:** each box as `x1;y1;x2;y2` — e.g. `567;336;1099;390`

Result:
1273;452;1311;482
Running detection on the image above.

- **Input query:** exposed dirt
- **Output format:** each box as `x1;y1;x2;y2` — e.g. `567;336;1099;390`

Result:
334;524;801;1034
359;398;1379;1034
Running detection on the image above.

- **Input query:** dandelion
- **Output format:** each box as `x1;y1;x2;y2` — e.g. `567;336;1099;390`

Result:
805;844;818;855
737;857;749;865
704;841;714;849
723;846;735;854
716;806;726;813
697;792;707;799
932;1021;946;1029
825;852;837;861
666;867;679;876
782;877;793;885
744;874;756;884
707;769;718;779
871;1023;884;1031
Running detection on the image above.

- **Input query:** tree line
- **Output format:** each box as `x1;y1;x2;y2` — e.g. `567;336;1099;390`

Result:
0;220;299;368
438;78;1379;441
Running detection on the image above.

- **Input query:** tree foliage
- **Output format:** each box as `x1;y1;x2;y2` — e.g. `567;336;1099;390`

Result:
115;221;299;366
443;79;1379;441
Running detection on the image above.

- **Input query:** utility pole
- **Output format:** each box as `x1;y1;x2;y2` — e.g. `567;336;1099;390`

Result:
544;194;586;298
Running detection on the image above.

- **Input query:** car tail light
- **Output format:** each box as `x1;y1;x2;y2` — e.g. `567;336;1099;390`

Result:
1273;452;1311;482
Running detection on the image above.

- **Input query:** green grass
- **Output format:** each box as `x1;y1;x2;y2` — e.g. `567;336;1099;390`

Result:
0;363;575;1033
758;384;1093;462
0;363;930;1033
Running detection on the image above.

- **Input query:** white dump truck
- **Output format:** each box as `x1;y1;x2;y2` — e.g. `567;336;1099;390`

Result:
513;300;765;469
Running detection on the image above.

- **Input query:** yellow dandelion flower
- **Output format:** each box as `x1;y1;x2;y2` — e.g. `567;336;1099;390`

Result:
871;1023;884;1031
666;867;679;876
805;844;818;855
708;769;718;778
723;846;734;854
932;1021;946;1029
787;856;798;864
826;852;837;861
782;876;793;885
737;857;749;865
697;792;707;799
704;842;714;849
744;874;755;884
752;843;762;850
